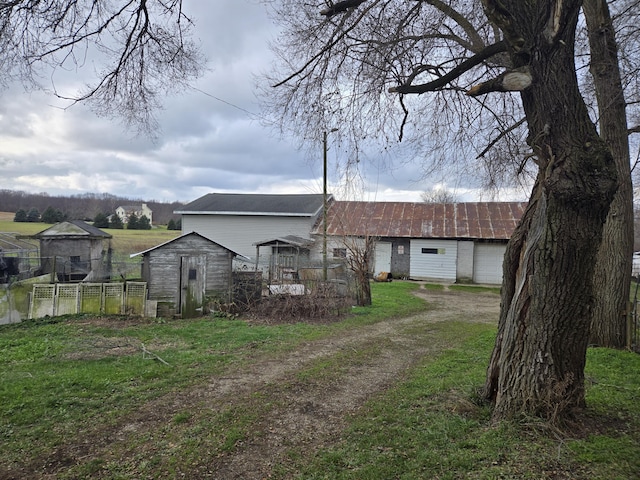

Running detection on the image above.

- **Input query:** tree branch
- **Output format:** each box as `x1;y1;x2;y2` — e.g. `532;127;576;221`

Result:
389;40;507;94
466;66;532;96
476;117;526;158
320;0;367;18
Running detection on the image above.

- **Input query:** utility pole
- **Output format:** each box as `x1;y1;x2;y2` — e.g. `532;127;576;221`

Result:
323;130;328;282
322;129;338;281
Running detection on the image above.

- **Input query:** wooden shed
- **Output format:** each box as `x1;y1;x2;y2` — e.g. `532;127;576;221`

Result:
27;220;112;282
131;232;242;318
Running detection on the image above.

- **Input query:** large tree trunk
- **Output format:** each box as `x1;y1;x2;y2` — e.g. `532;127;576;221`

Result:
584;0;633;349
483;1;618;421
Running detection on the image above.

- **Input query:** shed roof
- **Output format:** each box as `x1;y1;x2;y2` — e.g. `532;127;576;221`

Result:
175;193;329;217
29;220;112;239
253;235;315;248
129;231;244;258
313;201;526;240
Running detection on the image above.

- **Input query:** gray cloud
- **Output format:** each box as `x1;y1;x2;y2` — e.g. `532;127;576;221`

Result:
0;1;523;205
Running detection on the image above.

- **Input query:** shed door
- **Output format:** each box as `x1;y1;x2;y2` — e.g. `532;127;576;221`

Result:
180;255;206;318
374;242;392;275
473;243;507;285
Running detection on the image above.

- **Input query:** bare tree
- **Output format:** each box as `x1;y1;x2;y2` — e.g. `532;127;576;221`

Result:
342;234;375;306
0;0;204;134
420;188;458;204
263;0;629;421
583;0;634;348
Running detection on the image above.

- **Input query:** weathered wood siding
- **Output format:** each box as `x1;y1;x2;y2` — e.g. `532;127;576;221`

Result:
181;214;318;261
141;234;234;307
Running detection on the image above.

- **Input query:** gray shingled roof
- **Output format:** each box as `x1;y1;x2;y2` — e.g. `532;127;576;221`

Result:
312;201;526;240
253;235;315;247
130;231;243;258
175;193;328;217
30;220;112;239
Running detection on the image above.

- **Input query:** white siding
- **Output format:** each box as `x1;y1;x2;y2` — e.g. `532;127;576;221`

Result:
456;241;474;281
181;214;317;261
473;243;507;284
410;239;458;281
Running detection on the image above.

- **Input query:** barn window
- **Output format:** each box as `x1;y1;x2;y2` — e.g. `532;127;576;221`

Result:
398;245;404;254
70;256;81;264
188;268;197;280
333;248;347;258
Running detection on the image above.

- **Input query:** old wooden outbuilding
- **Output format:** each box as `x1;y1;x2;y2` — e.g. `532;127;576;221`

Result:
131;232;243;317
27;220;112;282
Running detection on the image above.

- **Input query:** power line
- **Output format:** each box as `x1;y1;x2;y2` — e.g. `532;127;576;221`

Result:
192;87;271;123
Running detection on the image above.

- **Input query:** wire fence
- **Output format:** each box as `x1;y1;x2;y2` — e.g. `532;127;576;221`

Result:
0;255;141;284
630;277;640;352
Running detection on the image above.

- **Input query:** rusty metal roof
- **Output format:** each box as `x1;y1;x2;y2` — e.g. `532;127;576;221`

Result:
312;202;527;240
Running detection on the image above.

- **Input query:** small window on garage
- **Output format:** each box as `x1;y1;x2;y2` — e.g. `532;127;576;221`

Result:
188;268;197;280
398;245;405;255
421;248;446;254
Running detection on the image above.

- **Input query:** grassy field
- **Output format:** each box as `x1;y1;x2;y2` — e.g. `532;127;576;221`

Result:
1;282;638;479
0;212;180;256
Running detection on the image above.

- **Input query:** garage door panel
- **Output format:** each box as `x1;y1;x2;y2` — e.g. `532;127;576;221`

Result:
410;240;457;281
473;244;506;284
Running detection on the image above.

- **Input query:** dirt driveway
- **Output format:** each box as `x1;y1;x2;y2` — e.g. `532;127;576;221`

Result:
15;286;500;479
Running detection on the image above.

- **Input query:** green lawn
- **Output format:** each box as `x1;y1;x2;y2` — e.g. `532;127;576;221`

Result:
1;282;638;479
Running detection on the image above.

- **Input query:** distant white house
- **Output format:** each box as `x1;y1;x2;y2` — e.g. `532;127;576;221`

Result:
115;203;153;225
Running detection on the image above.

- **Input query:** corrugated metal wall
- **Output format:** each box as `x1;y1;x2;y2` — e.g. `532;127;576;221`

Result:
409;239;458;281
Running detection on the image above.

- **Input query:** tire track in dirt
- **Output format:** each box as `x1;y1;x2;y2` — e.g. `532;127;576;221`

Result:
10;287;499;479
206;288;500;479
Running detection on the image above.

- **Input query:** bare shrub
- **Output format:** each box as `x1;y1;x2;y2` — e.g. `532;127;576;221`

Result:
246;286;352;324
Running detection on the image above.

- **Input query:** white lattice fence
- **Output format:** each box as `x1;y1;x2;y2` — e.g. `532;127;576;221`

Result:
124;282;147;316
56;284;80;316
29;282;147;319
103;283;124;314
30;284;55;319
80;284;103;314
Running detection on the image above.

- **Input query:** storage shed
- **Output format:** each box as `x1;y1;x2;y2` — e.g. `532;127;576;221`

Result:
27;220;112;282
131;232;242;317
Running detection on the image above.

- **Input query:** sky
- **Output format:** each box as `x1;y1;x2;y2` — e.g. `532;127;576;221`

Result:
0;1;530;205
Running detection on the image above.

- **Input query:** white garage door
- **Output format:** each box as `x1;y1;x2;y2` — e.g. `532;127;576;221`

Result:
473;243;507;284
410;240;458;281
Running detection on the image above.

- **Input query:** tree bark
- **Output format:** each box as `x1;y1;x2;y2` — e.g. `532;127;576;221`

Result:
483;1;618;421
584;0;633;349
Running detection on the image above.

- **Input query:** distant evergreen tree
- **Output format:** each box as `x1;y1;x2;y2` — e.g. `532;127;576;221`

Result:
93;212;110;228
109;214;124;229
13;209;27;222
167;218;182;230
26;207;40;223
41;206;66;223
137;215;151;230
127;213;139;230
